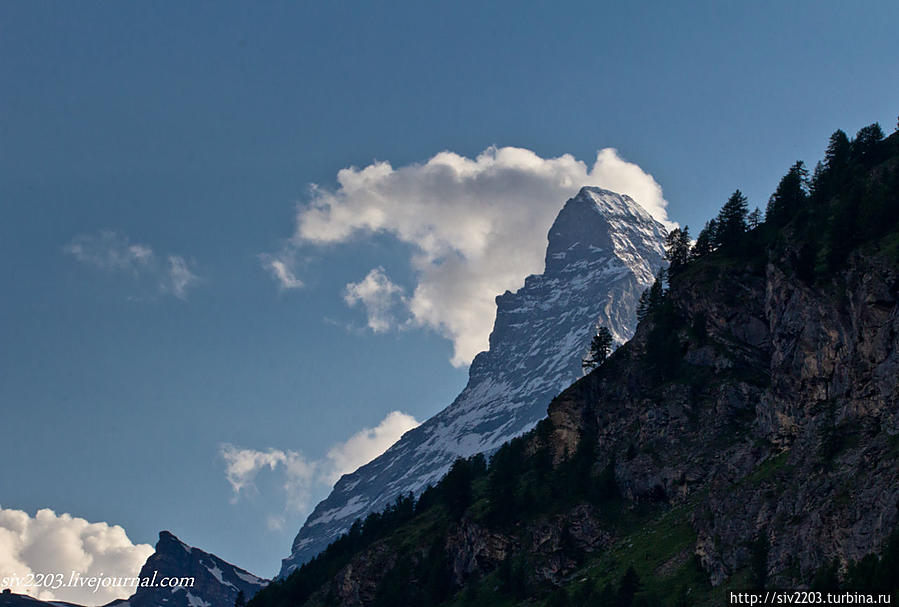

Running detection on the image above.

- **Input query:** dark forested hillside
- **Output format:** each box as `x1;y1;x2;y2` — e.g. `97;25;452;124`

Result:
250;121;899;607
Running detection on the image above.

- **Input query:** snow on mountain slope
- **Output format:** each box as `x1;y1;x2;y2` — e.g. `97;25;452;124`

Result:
129;532;266;607
280;186;667;576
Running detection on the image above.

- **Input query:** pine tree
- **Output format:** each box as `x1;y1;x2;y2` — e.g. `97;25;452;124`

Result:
583;326;613;371
714;190;749;249
636;288;650;321
691;219;717;259
852;123;884;165
665;226;691;275
441;457;474;520
825;191;858;270
825;129;851;172
816;129;851;201
747;208;762;229
809;160;826;200
647;269;666;311
765;161;808;227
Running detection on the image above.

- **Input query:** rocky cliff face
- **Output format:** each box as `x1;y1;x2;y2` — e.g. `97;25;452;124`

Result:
547;246;899;587
280;187;667;575
275;243;898;605
249;128;899;605
693;252;899;585
298;504;615;607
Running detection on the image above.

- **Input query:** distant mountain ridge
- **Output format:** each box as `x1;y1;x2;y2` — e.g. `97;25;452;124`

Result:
280;186;668;575
0;532;266;607
130;532;266;607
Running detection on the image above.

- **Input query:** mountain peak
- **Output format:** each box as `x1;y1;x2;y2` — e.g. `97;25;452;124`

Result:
574;186;654;219
130;532;267;607
156;530;192;553
279;187;668;576
545;187;666;275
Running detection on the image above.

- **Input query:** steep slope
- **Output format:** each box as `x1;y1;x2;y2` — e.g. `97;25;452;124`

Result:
262;249;898;606
250;126;899;606
280;187;667;575
130;532;267;607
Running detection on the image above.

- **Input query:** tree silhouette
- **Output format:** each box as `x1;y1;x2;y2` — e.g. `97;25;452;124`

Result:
714;190;749;249
691;219;717;259
809;160;827;200
636;288;651;321
665;226;691;275
747;207;762;229
825;129;851;171
647;269;666;310
765;161;808;227
852;123;884;165
814;129;852;201
582;327;613;371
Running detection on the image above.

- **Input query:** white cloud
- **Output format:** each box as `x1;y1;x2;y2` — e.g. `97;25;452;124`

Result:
64;231;199;300
0;506;154;606
259;254;304;290
343;267;408;333
220;446;291;496
282;453;318;512
220;444;318;514
289;146;670;366
64;230;155;272
265;515;286;532
323;411;419;484
164;255;199;300
221;411;419;515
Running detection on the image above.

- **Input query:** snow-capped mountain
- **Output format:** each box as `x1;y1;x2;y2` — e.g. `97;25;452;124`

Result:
129;532;266;607
280;186;667;576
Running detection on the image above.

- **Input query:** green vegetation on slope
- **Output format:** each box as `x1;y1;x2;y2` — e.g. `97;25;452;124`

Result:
250;119;899;607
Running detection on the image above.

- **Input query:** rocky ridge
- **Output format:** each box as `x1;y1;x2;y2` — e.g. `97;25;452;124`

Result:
130;532;267;607
260;239;899;606
280;187;668;575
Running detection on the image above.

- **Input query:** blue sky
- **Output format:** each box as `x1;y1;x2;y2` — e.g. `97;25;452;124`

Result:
1;0;898;591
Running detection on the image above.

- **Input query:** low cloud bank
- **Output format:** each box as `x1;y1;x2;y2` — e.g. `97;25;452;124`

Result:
0;506;154;606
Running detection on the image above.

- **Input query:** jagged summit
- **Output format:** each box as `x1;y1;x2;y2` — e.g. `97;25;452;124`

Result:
279;187;667;576
544;186;662;284
130;532;266;607
575;186;656;220
157;530;191;551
